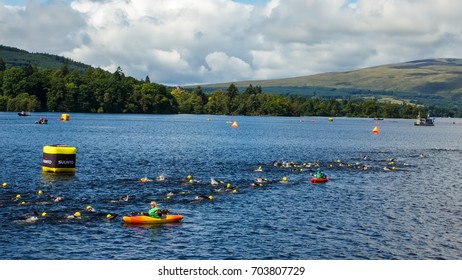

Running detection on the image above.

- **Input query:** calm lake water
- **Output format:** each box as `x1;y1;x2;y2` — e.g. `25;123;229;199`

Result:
1;112;461;259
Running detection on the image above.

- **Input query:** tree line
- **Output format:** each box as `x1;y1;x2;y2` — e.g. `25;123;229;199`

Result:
1;60;460;118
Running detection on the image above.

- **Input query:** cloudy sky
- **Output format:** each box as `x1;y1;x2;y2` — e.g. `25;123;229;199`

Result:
1;0;461;85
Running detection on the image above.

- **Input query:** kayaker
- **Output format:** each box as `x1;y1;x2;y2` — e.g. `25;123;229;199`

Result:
148;201;162;218
130;202;170;217
315;168;325;178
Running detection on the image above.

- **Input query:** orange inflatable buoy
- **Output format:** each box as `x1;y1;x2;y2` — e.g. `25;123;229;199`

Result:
373;126;379;134
231;121;238;128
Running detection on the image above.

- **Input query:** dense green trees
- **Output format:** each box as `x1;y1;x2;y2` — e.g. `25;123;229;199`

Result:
0;62;459;118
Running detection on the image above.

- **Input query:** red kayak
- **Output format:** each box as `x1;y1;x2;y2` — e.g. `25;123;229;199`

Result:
310;177;329;183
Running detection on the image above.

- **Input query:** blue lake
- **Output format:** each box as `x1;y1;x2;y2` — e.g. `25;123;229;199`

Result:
1;112;461;259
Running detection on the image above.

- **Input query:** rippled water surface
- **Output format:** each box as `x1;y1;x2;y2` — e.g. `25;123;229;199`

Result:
1;113;461;259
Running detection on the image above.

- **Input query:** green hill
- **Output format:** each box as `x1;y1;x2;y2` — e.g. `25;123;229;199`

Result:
0;45;90;72
2;44;461;108
201;58;462;108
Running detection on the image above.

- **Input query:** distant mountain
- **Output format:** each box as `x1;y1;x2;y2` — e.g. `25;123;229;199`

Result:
2;44;461;108
201;58;462;108
0;45;90;72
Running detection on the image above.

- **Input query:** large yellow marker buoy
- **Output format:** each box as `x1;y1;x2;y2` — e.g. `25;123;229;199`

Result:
231;121;238;128
328;118;333;122
61;114;70;121
42;145;76;173
373;126;380;134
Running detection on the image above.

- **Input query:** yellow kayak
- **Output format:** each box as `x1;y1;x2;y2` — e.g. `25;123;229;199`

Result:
122;214;183;224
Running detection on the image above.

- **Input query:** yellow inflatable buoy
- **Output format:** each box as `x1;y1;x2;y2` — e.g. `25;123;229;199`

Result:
231;121;238;128
373;126;380;134
42;145;76;173
61;113;70;121
328;118;333;122
2;182;7;187
42;212;47;217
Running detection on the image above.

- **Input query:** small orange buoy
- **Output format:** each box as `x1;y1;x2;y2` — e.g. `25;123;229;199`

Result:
231;121;238;128
373;126;379;134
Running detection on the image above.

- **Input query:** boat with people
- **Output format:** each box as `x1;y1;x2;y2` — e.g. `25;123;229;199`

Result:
18;111;31;116
310;177;329;184
311;168;328;183
34;117;48;124
122;214;184;224
414;113;434;126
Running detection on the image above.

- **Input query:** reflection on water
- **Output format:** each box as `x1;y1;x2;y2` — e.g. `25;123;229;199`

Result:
1;113;462;259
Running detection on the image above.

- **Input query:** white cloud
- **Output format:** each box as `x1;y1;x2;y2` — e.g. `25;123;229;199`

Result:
203;51;253;82
1;0;462;85
0;0;86;53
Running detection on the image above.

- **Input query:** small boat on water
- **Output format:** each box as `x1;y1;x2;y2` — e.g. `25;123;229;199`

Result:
123;214;184;224
34;117;48;124
414;113;434;126
18;111;31;116
310;176;329;184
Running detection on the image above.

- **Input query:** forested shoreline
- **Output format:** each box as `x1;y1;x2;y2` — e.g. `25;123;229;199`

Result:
1;59;460;118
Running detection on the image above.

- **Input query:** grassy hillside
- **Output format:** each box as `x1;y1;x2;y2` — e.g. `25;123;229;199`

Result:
201;58;462;108
0;45;90;72
2;44;461;108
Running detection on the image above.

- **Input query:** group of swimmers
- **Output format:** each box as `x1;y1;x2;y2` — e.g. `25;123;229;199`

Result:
270;156;412;173
0;183;123;223
2;155;415;224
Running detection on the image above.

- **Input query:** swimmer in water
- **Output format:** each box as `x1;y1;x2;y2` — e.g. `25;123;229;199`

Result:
194;195;214;201
139;176;152;183
67;212;81;219
24;211;40;223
